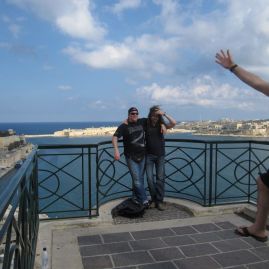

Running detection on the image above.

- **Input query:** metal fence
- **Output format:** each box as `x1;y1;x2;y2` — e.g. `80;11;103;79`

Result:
1;139;269;268
0;150;39;269
37;139;269;219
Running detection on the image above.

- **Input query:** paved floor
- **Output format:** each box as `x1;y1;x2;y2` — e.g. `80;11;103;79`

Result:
37;201;269;269
78;221;269;269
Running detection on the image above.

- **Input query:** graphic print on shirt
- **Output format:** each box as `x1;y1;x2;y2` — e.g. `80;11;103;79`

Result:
128;125;145;148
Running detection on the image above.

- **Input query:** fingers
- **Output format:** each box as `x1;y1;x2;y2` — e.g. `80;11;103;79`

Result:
215;53;222;61
227;49;231;59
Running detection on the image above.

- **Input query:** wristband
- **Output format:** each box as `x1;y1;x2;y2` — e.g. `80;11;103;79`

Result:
229;64;238;72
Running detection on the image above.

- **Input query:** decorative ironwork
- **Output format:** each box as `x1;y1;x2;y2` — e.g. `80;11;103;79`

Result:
37;144;98;218
164;140;208;205
0;150;39;269
36;139;269;219
214;141;269;205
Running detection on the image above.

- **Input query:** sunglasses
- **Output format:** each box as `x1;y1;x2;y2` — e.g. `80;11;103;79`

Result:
130;112;138;115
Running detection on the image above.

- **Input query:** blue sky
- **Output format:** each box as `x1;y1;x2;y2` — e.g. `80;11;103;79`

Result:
1;0;269;122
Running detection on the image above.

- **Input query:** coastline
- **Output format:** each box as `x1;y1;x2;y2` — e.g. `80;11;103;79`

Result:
25;134;55;138
193;132;269;138
24;127;194;138
23;127;268;139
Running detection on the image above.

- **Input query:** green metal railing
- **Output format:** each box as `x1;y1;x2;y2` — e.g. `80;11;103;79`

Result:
0;150;39;269
1;138;269;268
37;139;269;219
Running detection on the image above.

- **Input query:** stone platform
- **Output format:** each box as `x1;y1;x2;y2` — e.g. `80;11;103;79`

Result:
78;221;269;269
35;200;269;269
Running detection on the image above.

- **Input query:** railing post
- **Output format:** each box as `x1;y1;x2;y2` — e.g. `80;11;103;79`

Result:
95;145;100;216
248;141;251;203
88;146;92;218
208;143;213;207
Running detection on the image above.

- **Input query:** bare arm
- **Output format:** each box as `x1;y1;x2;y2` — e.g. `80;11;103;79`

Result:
112;136;120;160
215;49;269;97
157;110;176;129
161;124;167;134
163;113;177;129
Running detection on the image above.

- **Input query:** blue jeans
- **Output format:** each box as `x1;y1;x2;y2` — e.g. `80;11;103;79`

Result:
146;154;165;203
125;156;148;204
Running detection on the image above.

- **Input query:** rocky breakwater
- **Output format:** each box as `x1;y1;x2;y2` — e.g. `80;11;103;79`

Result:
54;127;117;137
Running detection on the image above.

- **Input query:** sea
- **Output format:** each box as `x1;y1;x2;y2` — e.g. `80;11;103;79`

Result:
0;121;268;145
0;121;121;145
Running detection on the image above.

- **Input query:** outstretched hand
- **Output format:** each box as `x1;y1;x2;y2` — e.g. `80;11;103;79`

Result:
215;49;235;69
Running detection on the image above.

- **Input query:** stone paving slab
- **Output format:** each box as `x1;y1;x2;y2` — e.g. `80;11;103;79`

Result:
78;221;269;269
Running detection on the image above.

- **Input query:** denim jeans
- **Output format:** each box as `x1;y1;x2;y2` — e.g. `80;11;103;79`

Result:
125;156;148;204
146;154;165;203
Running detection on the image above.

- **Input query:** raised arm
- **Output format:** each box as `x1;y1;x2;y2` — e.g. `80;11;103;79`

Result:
215;49;269;97
157;110;176;129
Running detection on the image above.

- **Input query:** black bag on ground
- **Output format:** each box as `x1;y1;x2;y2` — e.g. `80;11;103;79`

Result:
111;198;145;218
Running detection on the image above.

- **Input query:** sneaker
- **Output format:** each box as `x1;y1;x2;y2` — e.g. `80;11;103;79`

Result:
143;201;150;209
149;200;156;209
156;202;166;211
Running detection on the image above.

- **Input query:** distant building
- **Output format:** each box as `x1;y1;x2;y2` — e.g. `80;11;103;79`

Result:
0;130;33;173
0;135;25;150
174;119;269;137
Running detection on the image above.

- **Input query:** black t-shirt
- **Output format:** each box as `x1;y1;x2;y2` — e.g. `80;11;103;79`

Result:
146;124;165;156
113;118;147;158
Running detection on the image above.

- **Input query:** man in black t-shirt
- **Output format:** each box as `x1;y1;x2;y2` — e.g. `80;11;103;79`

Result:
112;107;149;205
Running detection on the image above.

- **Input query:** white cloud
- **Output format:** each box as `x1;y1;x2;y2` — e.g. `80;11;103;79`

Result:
58;85;72;91
63;43;145;70
136;76;259;110
59;0;269;79
7;0;106;41
151;0;269;73
110;0;142;15
9;0;269;79
88;100;107;109
63;34;180;77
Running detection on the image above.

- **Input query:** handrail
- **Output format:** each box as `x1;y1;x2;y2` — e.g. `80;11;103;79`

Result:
0;149;36;217
0;149;39;269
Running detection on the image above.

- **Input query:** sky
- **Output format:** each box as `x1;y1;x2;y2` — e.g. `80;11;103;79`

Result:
1;0;269;122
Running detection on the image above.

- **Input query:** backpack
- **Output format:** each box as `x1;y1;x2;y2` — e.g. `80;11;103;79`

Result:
111;198;145;218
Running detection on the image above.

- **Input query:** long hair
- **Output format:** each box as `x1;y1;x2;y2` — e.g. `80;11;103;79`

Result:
147;105;163;128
